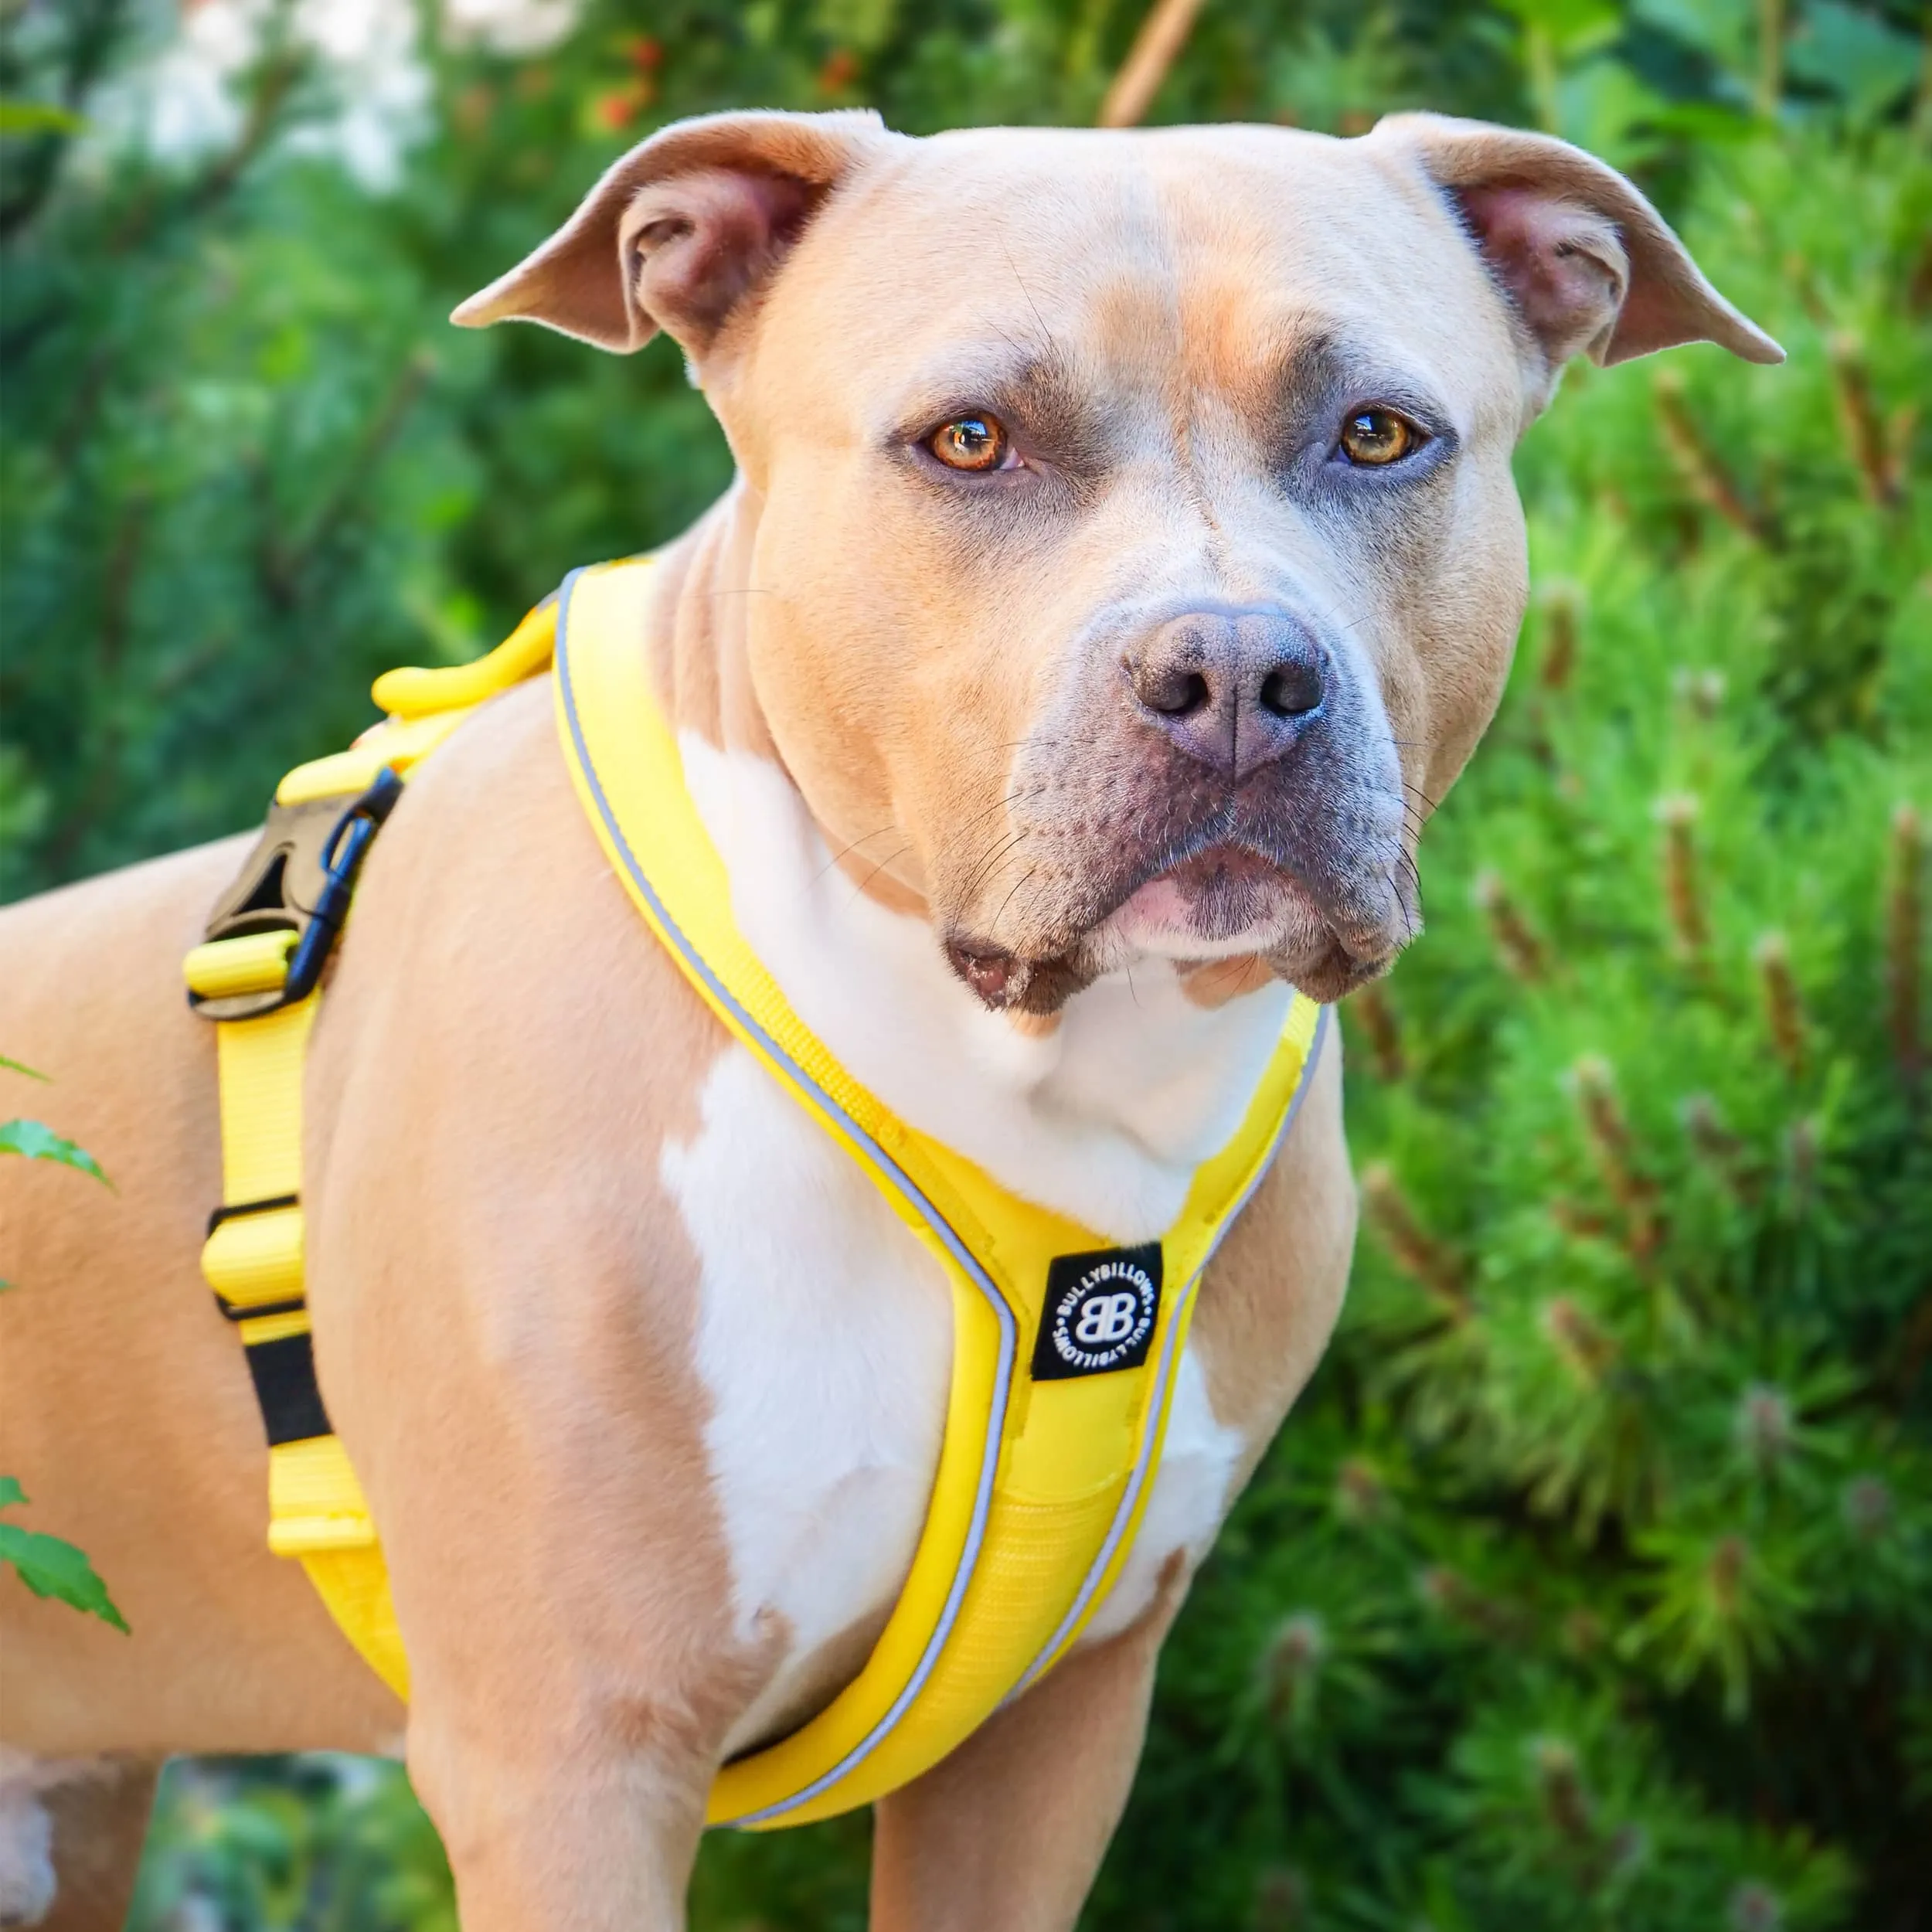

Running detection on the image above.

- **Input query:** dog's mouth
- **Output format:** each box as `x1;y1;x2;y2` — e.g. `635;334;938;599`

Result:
1102;842;1315;956
943;824;1417;1015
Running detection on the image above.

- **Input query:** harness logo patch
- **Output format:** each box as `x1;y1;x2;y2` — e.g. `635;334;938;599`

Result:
1031;1243;1163;1381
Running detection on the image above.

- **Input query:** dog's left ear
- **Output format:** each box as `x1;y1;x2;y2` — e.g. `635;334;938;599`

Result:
452;109;892;359
1369;113;1782;385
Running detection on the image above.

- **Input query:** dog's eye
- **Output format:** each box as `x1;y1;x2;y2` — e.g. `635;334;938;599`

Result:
1338;407;1422;467
928;415;1010;472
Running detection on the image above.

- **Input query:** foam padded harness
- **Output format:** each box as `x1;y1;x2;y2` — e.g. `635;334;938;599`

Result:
185;556;1328;1828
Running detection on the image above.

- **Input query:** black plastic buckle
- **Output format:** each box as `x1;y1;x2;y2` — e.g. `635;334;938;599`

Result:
189;766;404;1022
280;766;404;1005
206;1192;305;1323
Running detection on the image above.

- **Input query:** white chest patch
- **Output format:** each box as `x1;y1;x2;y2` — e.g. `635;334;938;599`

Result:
661;1044;953;1752
662;1049;1250;1736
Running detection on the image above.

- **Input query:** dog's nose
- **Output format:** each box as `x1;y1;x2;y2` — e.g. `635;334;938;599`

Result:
1128;608;1329;781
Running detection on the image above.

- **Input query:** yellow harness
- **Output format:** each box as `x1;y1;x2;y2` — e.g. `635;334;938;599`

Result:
184;555;1327;1829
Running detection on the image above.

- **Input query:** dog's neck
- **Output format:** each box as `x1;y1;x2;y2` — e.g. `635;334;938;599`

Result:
641;493;1295;1244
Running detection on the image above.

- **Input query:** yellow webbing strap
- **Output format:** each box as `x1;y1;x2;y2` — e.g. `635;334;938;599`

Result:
187;604;560;1698
553;559;1326;1827
193;562;1327;1826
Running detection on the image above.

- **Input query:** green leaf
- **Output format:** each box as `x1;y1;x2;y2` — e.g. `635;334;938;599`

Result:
0;1117;111;1185
1787;0;1921;121
0;100;86;137
1490;0;1624;57
0;1483;129;1633
0;1056;48;1080
1631;0;1756;83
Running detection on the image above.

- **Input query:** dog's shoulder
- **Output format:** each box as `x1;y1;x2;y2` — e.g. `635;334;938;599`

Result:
1192;1035;1354;1460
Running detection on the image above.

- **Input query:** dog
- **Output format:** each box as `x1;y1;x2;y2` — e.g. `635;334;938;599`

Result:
0;107;1777;1930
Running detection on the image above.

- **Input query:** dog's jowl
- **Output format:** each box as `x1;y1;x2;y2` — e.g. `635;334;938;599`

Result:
0;109;1777;1931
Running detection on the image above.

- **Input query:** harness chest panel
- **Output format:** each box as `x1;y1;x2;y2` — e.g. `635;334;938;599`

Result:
187;556;1328;1829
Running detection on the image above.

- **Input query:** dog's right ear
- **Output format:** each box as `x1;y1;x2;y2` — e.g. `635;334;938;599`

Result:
452;109;889;359
1368;112;1782;404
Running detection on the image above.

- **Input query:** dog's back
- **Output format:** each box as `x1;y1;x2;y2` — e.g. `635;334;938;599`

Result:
0;845;405;1758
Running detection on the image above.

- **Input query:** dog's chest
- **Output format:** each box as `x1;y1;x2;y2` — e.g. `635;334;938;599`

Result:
658;1042;1245;1750
660;1044;951;1746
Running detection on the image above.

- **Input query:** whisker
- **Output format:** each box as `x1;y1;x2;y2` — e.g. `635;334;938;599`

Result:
815;823;903;883
998;239;1058;358
990;864;1039;940
930;791;1027;872
850;842;914;903
961;825;1033;906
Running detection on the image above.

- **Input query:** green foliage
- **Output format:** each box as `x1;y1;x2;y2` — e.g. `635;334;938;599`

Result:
0;97;85;134
6;2;1923;1929
0;1114;112;1183
1;1058;125;1628
4;1050;111;1270
128;1758;456;1932
0;1475;129;1633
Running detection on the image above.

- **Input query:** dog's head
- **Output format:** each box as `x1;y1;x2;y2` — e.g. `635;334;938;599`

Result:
458;111;1777;1012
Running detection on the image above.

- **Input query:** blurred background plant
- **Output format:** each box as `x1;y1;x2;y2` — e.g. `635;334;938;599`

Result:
1;0;1924;1927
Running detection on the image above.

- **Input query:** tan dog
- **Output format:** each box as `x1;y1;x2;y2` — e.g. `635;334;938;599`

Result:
0;110;1776;1930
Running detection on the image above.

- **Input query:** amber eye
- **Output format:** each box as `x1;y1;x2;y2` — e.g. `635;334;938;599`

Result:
1338;406;1420;467
928;415;1009;471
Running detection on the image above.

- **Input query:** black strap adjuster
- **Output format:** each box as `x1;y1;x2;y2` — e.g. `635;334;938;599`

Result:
189;767;404;1022
281;767;404;1005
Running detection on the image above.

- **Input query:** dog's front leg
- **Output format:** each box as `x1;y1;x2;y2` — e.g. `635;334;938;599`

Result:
403;1699;712;1932
868;1583;1182;1932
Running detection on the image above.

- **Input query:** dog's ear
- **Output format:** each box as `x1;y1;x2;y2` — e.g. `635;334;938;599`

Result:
451;109;890;358
1369;113;1782;382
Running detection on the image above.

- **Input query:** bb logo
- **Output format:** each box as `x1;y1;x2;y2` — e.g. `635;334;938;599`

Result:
1032;1243;1164;1381
1075;1293;1140;1346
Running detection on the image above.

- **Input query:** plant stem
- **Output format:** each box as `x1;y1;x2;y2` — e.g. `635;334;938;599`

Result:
1826;332;1899;508
1756;0;1785;121
1097;0;1206;128
1476;869;1548;982
1349;985;1405;1083
1360;1163;1472;1320
1655;794;1709;960
1655;373;1775;544
1753;932;1807;1078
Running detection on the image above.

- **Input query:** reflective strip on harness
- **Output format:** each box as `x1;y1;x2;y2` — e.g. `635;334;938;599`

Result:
189;556;1328;1818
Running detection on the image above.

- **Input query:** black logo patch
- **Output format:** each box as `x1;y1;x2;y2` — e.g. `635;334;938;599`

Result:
1031;1243;1164;1382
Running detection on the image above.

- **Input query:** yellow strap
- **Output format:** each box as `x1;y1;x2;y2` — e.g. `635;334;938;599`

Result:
203;995;316;1206
276;711;468;808
552;560;1324;1826
184;930;297;1001
204;1205;303;1310
369;596;560;719
192;563;1325;1818
192;602;557;1698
